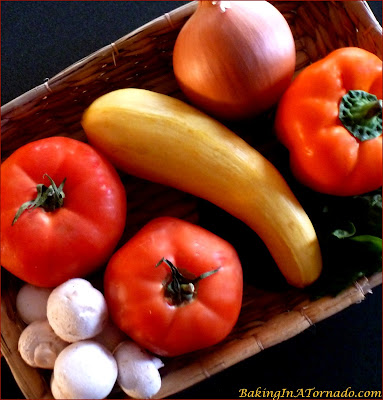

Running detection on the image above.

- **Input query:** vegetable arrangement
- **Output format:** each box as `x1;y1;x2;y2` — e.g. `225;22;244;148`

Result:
81;88;322;289
2;1;382;399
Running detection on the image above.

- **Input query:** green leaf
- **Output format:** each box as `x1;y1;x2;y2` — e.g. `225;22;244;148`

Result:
306;189;382;298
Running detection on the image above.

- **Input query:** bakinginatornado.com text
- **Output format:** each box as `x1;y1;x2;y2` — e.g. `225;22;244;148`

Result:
238;387;382;400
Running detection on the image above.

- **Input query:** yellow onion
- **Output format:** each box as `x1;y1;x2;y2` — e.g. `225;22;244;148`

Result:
173;1;296;120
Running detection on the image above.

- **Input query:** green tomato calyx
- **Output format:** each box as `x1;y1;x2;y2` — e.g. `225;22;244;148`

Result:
156;257;220;306
12;174;66;226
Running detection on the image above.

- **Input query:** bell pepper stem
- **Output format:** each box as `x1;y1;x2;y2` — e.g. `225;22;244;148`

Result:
339;90;382;141
351;98;382;121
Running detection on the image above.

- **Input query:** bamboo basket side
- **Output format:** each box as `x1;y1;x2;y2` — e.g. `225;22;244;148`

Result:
1;1;382;399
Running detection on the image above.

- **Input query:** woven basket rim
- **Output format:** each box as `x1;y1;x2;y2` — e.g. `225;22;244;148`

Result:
1;1;382;398
2;0;382;116
1;1;198;116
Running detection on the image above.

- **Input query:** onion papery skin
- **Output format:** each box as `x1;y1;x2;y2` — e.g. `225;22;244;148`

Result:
173;1;296;120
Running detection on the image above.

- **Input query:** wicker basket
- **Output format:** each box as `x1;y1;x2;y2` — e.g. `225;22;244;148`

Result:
1;1;382;399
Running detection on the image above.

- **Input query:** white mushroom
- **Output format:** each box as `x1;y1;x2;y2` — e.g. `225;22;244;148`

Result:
47;278;108;342
18;320;68;369
114;340;164;399
51;340;117;399
93;318;127;353
16;284;53;324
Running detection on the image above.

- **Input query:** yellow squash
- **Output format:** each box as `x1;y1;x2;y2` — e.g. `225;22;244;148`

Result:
82;88;322;288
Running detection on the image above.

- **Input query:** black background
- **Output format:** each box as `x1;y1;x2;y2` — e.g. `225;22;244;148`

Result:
1;1;382;399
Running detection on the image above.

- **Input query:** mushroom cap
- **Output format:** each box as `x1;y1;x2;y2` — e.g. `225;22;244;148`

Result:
18;320;68;369
51;340;117;399
114;340;163;399
16;284;52;324
47;278;108;342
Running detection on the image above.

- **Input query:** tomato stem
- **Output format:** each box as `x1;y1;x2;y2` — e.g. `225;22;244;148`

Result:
339;90;382;141
12;174;66;225
156;257;220;306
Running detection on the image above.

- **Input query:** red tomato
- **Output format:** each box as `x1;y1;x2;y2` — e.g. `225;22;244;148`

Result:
1;137;127;287
104;216;243;357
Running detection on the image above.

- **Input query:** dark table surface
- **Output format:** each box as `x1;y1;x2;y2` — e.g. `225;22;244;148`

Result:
1;1;382;399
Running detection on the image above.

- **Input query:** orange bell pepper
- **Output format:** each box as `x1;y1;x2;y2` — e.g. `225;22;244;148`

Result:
275;47;382;196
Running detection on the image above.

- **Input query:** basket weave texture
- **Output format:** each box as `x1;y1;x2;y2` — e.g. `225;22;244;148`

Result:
1;1;382;399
